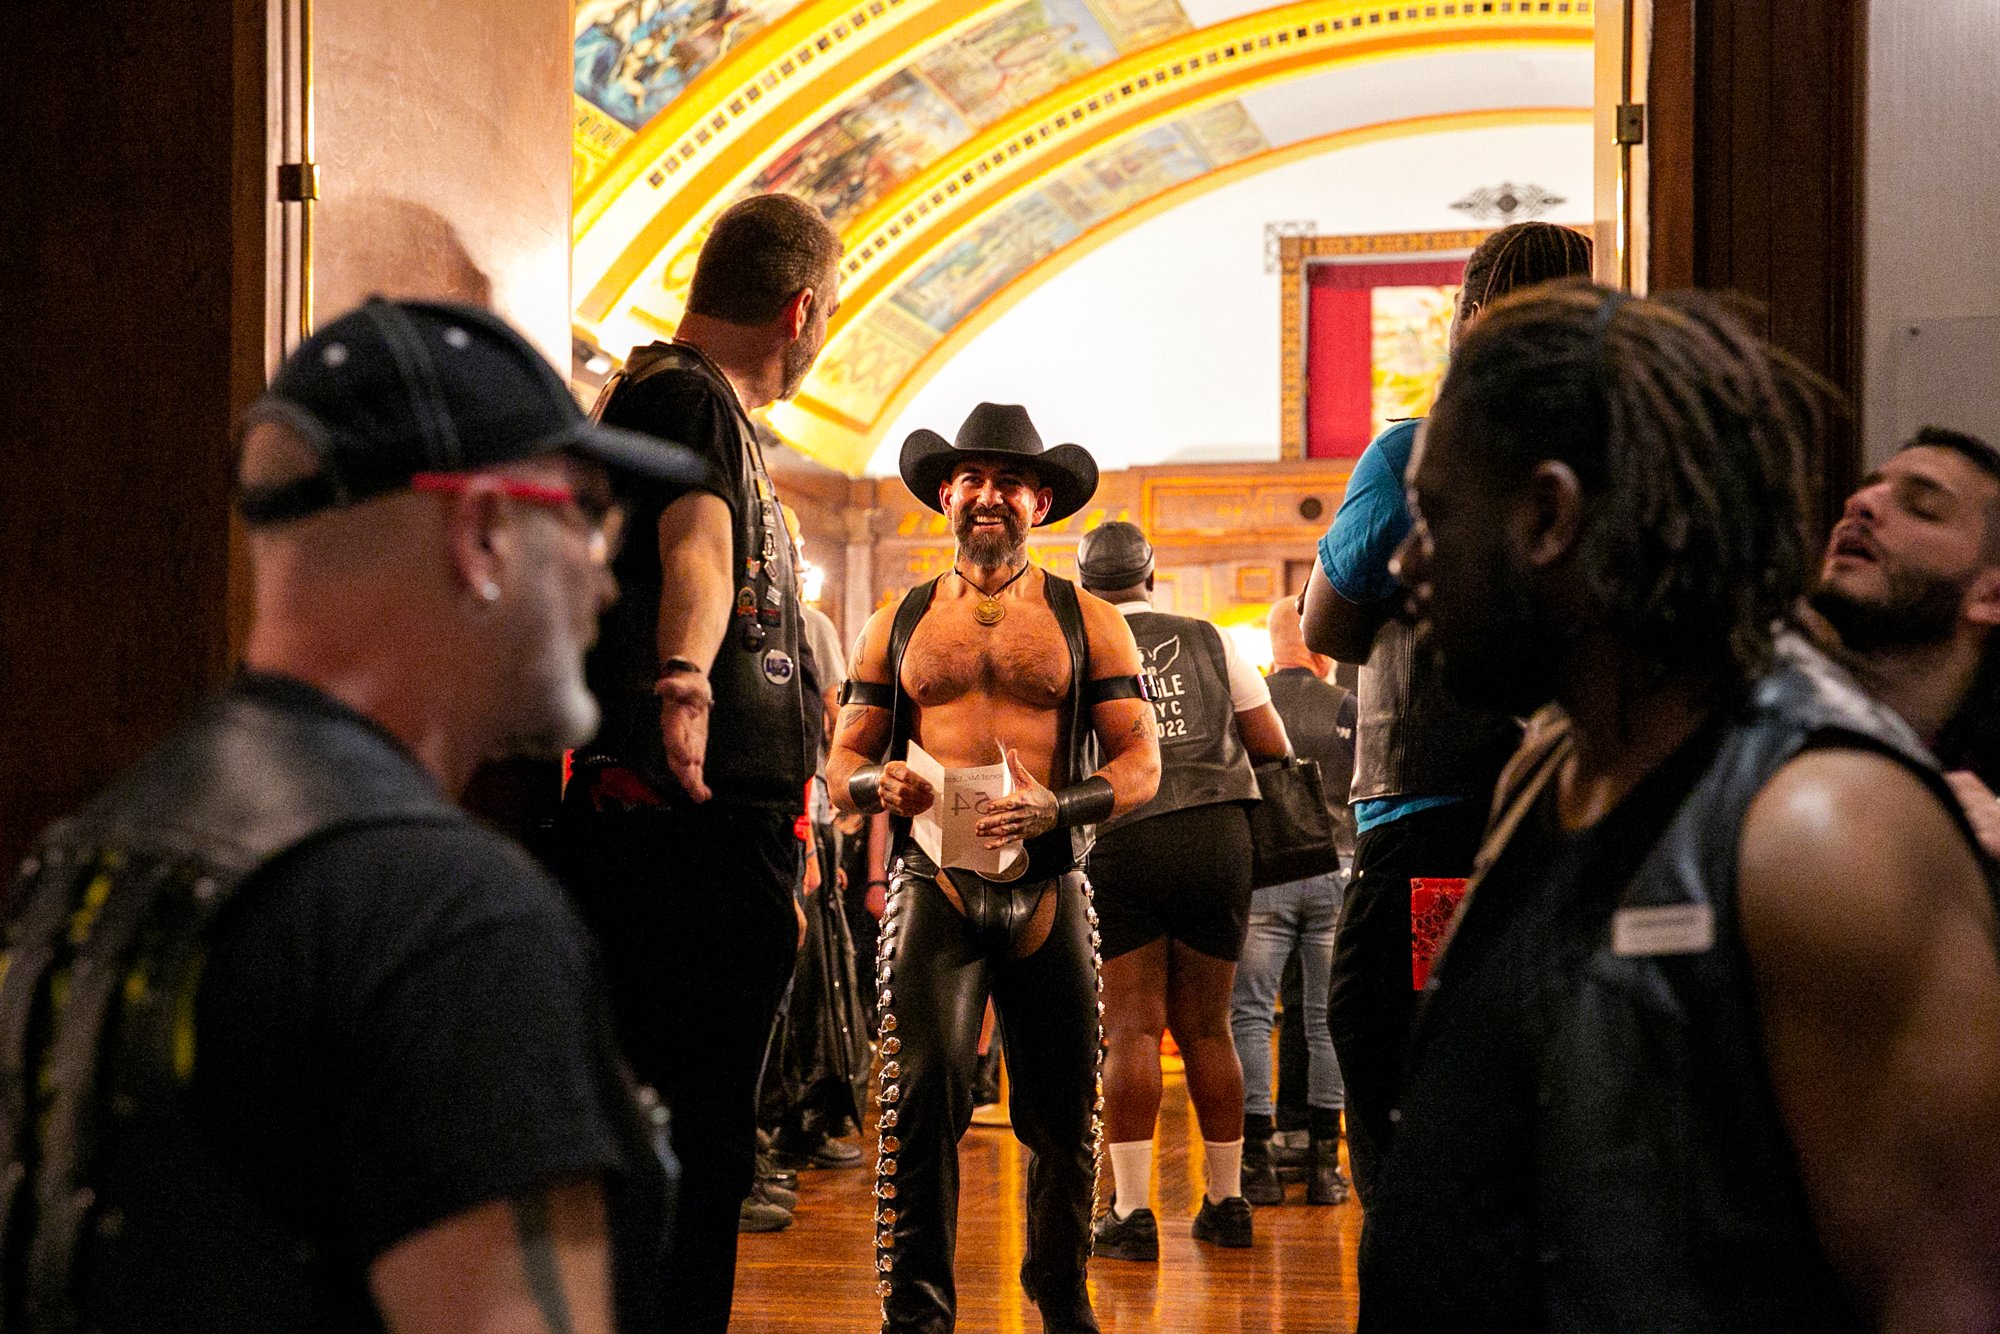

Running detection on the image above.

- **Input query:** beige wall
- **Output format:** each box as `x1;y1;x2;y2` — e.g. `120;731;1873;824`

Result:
314;0;573;363
1864;1;2000;463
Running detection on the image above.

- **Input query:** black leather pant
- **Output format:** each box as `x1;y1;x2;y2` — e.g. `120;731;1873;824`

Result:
873;855;1104;1334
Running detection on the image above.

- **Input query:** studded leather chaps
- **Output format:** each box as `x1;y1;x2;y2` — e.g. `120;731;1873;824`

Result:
872;855;1104;1334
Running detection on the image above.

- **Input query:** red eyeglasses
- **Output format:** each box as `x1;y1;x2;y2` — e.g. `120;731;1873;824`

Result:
412;472;625;565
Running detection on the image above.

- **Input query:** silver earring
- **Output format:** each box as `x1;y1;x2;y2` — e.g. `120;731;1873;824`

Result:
479;580;501;603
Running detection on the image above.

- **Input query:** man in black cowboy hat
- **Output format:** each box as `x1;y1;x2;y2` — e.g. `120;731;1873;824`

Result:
828;402;1162;1334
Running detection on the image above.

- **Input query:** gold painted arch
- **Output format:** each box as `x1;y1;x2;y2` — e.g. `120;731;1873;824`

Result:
574;0;1595;335
765;106;1592;471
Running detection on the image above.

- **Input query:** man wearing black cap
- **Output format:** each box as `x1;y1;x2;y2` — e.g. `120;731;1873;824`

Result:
827;403;1161;1334
557;193;843;1331
0;298;701;1332
1072;522;1293;1261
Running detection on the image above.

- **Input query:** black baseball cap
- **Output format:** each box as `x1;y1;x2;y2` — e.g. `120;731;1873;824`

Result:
237;296;709;525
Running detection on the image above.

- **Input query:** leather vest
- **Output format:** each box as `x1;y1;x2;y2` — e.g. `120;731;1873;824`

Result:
1266;668;1357;859
1351;617;1520;805
0;679;468;1333
1409;635;1995;1332
584;342;813;810
1101;610;1257;833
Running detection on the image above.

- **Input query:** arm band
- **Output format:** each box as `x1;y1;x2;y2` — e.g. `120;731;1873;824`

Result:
1053;775;1116;827
848;763;886;814
1084;674;1150;706
839;679;894;709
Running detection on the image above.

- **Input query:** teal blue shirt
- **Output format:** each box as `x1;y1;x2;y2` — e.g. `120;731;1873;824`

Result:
1316;419;1462;833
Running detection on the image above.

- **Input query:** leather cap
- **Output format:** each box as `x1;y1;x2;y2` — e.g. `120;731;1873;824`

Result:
1077;520;1154;590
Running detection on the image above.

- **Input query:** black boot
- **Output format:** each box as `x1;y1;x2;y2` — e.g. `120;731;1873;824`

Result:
1241;1137;1285;1206
1306;1136;1351;1206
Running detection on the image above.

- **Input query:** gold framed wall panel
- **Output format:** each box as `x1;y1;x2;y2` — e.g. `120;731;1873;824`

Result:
1277;227;1494;460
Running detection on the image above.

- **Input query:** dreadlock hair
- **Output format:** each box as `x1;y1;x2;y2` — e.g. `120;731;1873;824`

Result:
1437;282;1827;685
685;193;843;326
1457;221;1595;323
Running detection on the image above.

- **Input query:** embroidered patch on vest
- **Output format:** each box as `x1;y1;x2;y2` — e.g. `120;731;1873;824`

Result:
1611;902;1715;957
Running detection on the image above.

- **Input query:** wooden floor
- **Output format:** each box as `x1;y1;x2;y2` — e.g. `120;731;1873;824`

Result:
733;1065;1361;1332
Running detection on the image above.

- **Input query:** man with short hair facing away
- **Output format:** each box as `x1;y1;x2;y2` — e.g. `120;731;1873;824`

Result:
1300;221;1594;1202
1361;284;2000;1334
1072;522;1293;1261
0;298;703;1333
1805;426;2000;852
557;193;842;1332
1229;596;1358;1208
828;403;1160;1334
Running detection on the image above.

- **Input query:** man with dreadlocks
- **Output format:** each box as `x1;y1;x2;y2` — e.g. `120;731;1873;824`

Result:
1300;220;1593;1201
1358;284;2000;1333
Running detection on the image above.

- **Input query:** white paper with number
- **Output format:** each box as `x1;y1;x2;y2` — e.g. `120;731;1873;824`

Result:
906;741;1027;880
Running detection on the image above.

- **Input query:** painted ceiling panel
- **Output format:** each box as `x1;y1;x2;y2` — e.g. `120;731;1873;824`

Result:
572;0;1596;472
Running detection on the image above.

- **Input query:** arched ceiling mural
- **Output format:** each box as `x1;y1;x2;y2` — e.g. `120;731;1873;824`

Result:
573;0;1596;473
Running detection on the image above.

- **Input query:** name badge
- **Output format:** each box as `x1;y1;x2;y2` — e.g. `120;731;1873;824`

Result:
1611;903;1715;957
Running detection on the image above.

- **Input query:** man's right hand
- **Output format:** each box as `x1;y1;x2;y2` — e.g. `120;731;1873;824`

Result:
657;674;714;803
1946;770;2000;860
877;760;935;817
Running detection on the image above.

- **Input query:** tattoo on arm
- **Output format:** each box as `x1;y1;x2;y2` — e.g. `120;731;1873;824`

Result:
1127;716;1149;738
511;1195;575;1334
839;704;871;731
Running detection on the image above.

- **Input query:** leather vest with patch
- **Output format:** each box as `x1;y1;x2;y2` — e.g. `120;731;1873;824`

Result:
585;342;813;810
1405;635;1998;1332
1101;610;1257;833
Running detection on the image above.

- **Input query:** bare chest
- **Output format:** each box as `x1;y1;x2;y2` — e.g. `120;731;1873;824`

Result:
901;598;1072;709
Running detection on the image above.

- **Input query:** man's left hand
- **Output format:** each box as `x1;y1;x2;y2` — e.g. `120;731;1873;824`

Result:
976;748;1059;847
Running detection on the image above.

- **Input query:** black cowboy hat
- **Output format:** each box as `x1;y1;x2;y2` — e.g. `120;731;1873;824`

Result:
899;402;1099;526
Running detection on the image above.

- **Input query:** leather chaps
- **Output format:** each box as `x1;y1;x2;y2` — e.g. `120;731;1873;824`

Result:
871;852;1105;1333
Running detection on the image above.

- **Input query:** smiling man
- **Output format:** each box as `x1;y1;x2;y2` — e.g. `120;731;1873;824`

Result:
1359;286;2000;1334
827;402;1159;1334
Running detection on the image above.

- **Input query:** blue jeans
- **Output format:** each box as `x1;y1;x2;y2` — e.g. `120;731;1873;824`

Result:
1230;867;1347;1117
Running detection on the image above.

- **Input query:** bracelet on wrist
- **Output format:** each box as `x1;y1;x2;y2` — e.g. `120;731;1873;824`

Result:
848;763;886;814
1052;774;1116;827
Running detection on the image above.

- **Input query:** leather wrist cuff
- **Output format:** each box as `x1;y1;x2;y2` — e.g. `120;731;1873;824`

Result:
848;764;886;814
1053;774;1116;827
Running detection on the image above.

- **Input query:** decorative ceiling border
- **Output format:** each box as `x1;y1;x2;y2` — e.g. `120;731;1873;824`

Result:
574;0;999;317
828;4;1590;329
578;0;1593;331
764;107;1590;472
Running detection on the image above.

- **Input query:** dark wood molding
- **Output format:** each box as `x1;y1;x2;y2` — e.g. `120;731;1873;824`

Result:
1647;0;1867;534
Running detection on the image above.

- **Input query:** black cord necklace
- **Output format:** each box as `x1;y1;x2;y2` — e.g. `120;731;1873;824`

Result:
956;559;1031;626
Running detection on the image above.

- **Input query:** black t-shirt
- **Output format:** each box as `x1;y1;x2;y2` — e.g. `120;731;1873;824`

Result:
1358;718;1724;1332
584;342;812;808
184;681;667;1329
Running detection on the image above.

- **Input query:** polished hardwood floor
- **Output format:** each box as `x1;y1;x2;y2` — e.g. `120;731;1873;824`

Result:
733;1066;1361;1332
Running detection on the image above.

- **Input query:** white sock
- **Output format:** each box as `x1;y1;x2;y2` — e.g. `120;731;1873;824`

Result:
1204;1138;1243;1204
1107;1139;1153;1218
